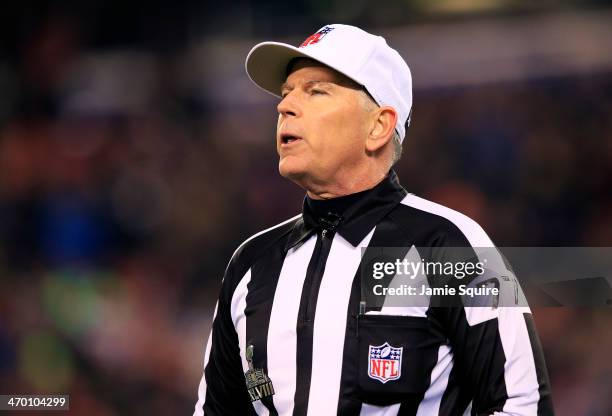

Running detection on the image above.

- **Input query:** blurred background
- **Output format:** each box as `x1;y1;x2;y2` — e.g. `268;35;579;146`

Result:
1;0;611;415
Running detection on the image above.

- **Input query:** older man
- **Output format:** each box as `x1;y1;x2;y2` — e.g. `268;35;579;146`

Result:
194;24;553;416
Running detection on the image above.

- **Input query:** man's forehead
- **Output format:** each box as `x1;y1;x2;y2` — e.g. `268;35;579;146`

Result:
282;58;361;90
287;57;332;74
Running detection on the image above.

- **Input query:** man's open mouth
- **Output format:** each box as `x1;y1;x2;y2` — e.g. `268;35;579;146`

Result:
280;134;302;145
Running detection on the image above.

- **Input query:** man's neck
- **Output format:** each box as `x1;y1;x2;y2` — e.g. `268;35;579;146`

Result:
305;169;388;200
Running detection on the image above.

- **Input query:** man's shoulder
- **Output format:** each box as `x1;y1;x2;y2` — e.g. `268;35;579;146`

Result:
228;213;302;270
391;193;494;247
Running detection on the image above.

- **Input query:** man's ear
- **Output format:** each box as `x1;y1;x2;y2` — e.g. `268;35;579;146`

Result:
365;106;397;153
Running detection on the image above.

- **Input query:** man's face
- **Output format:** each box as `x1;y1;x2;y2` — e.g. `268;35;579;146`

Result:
276;59;373;189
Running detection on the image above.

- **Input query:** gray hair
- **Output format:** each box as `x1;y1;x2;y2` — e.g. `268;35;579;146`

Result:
390;130;403;167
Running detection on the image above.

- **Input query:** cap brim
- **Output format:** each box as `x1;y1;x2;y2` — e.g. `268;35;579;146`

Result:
245;42;315;98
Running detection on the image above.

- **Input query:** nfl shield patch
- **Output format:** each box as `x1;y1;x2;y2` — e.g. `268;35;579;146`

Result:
368;342;403;383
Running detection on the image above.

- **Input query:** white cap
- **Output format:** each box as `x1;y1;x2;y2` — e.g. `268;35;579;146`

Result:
245;24;413;143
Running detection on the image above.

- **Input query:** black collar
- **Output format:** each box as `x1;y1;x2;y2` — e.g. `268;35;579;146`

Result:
285;170;407;251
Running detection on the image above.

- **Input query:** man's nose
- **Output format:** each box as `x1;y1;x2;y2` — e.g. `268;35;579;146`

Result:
277;92;300;118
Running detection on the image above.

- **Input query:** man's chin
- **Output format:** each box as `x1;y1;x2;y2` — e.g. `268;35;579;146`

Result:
278;159;309;184
279;163;303;180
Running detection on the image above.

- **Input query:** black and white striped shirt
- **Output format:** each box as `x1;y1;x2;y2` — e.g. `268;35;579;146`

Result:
194;171;553;416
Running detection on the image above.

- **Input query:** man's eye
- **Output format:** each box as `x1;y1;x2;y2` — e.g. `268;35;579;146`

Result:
311;89;326;95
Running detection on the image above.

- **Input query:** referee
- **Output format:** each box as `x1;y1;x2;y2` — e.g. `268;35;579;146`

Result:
194;24;553;416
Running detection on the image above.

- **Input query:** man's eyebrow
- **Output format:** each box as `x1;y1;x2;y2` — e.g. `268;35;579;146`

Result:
280;80;335;92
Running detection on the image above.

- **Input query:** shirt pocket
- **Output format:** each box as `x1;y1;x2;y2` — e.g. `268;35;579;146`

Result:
356;314;444;406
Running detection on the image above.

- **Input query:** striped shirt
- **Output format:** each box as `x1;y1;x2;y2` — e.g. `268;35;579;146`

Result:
194;170;553;416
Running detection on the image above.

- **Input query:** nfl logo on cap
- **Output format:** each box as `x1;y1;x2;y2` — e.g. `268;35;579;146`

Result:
368;342;403;383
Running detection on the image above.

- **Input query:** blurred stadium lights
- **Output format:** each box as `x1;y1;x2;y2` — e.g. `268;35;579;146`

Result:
5;3;611;119
409;0;558;15
182;8;612;110
386;8;612;88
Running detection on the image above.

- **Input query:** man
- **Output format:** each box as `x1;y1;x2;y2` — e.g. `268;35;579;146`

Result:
194;24;553;415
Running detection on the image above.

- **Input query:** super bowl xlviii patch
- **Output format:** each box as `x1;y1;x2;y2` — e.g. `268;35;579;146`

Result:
368;342;403;383
244;344;275;402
